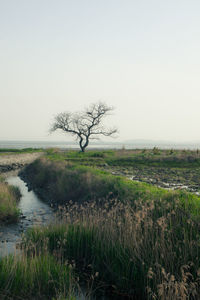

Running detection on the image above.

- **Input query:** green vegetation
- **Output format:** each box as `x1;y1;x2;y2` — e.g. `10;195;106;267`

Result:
0;254;75;299
44;148;114;166
1;148;200;299
23;197;200;299
44;148;200;193
45;148;200;168
18;154;200;298
22;157;200;217
0;178;21;223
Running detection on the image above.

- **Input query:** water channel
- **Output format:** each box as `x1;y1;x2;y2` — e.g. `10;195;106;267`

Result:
0;176;110;299
0;176;125;299
0;176;54;256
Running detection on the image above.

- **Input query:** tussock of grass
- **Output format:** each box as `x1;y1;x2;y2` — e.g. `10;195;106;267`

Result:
0;179;20;223
0;254;75;299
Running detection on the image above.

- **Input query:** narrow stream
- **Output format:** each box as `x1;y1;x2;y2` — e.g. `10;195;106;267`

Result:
0;176;121;299
0;176;54;256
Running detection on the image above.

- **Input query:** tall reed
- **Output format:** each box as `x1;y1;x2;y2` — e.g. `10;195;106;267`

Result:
0;179;20;223
0;253;75;299
23;196;200;299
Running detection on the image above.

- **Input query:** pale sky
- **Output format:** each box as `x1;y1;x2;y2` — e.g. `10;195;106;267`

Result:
0;0;200;142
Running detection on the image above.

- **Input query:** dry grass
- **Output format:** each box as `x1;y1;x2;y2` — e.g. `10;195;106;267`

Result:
19;155;200;298
23;195;200;299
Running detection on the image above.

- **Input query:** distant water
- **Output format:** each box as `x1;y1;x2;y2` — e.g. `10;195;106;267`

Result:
0;140;79;149
0;140;119;150
0;140;200;150
0;140;127;150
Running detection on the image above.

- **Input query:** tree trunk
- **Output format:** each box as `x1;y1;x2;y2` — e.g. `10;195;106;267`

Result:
82;137;89;152
79;136;89;152
79;136;84;152
80;145;85;152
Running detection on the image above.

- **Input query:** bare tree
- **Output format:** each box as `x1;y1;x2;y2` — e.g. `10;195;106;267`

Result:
50;102;118;152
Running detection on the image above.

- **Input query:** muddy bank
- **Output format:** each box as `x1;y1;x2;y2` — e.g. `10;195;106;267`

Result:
0;152;43;176
19;169;53;207
105;166;200;194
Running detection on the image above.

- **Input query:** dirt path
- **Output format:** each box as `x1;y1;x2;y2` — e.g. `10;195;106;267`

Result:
0;152;43;176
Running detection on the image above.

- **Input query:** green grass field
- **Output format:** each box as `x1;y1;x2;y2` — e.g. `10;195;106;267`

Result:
45;147;200;168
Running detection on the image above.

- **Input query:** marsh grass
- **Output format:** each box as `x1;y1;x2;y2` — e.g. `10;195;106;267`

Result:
0;179;21;223
22;196;200;299
19;155;200;299
45;148;200;168
43;149;200;195
0;253;75;299
22;158;200;217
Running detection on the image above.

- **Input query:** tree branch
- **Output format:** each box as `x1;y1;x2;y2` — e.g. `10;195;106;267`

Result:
50;102;118;152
